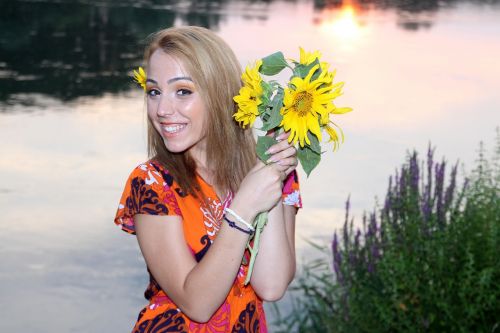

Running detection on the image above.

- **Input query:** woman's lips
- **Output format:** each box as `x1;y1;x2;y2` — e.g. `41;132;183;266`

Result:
160;123;187;136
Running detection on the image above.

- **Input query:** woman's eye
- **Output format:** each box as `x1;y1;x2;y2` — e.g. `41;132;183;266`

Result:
177;88;192;96
147;88;160;97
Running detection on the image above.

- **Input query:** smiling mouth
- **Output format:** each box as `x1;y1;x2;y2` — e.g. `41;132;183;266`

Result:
161;124;187;134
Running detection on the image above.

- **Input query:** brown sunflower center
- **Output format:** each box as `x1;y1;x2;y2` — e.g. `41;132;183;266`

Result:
293;92;313;117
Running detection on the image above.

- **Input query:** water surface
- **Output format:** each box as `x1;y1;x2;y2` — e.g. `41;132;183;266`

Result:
1;0;499;331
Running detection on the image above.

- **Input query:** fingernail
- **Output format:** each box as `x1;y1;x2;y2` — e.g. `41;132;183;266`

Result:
265;148;274;155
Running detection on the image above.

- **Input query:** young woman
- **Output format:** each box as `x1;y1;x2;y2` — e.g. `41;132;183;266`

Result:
115;26;301;333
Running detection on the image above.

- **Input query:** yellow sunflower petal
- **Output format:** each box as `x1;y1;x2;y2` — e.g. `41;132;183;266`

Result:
241;60;263;96
307;113;322;142
133;66;147;90
299;47;322;65
331;107;353;114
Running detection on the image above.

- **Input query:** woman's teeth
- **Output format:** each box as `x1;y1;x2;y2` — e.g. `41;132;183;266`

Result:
163;124;186;133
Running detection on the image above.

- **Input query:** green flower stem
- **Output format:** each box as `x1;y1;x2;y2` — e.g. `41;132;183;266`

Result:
244;129;283;285
244;212;268;285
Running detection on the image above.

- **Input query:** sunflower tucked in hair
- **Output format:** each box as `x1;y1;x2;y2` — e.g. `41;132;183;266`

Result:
133;67;147;91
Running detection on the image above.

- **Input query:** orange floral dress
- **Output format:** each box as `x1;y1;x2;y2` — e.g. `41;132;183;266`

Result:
115;160;302;333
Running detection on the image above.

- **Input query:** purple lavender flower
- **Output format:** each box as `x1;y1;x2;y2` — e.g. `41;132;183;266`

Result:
367;261;375;274
354;229;361;251
332;233;343;285
399;166;407;202
409;152;420;195
362;212;367;236
343;198;350;253
435;161;446;227
444;162;458;212
421;146;435;222
383;176;393;216
371;243;380;262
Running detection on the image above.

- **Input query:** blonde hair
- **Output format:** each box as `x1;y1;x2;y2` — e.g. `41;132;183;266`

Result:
144;26;256;196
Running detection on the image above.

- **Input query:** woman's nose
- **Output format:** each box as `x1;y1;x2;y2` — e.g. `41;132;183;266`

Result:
157;96;175;117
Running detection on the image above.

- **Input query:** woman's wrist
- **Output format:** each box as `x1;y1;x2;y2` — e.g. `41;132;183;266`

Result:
223;215;254;235
227;199;257;226
224;208;255;231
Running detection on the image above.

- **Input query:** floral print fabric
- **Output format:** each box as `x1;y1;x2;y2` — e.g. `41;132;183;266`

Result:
115;160;301;332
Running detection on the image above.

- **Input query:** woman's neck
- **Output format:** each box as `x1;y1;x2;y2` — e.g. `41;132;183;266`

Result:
188;146;227;200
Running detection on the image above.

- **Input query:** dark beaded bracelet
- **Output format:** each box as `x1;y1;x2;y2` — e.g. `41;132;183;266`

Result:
223;215;254;235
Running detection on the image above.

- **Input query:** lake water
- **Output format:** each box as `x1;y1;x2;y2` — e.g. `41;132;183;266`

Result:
1;0;499;331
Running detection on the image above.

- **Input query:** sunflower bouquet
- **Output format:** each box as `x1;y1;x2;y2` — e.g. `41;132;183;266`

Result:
233;48;352;284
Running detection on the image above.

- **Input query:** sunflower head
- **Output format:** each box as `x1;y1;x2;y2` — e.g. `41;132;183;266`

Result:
233;60;265;128
241;59;263;94
299;47;322;66
233;86;262;128
280;64;338;147
133;67;147;91
231;48;352;178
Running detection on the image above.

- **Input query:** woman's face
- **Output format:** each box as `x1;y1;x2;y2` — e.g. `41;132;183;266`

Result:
146;49;208;158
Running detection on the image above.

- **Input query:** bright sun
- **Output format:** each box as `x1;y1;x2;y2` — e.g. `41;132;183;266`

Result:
319;5;363;41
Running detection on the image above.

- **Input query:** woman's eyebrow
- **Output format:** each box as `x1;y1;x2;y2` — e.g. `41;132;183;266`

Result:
167;76;193;84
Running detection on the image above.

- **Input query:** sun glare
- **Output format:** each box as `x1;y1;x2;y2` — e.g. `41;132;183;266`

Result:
319;5;363;41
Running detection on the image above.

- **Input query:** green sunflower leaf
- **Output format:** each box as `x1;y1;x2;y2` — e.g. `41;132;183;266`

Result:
256;136;278;162
306;131;322;154
260;88;284;131
297;145;321;177
293;58;321;79
258;81;272;115
260;52;288;76
261;80;272;98
258;102;268;116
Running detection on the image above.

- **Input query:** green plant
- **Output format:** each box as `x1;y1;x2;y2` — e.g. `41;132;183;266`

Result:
274;132;500;333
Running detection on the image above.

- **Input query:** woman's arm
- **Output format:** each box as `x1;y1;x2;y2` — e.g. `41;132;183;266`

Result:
249;202;297;301
249;132;299;300
135;211;251;323
134;161;284;323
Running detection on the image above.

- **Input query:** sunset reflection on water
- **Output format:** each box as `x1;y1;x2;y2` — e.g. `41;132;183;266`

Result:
1;1;499;332
318;3;365;42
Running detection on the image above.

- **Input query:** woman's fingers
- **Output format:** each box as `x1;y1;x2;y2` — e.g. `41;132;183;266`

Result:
266;132;292;153
268;161;288;182
277;156;298;168
262;131;298;176
268;156;298;179
276;131;291;142
267;145;296;163
267;139;293;155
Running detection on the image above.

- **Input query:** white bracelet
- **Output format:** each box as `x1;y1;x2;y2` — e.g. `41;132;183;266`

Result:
224;207;255;232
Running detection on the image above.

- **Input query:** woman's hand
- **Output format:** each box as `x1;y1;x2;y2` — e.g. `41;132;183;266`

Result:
232;161;284;219
230;131;298;222
265;131;298;177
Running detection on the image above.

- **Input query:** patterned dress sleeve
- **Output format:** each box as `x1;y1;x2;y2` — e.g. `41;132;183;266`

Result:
282;170;302;209
114;162;182;234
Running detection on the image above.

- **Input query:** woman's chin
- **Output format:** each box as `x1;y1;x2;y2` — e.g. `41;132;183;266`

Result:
162;139;190;154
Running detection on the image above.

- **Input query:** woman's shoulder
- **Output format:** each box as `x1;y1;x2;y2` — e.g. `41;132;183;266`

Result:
128;159;176;188
115;160;182;234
